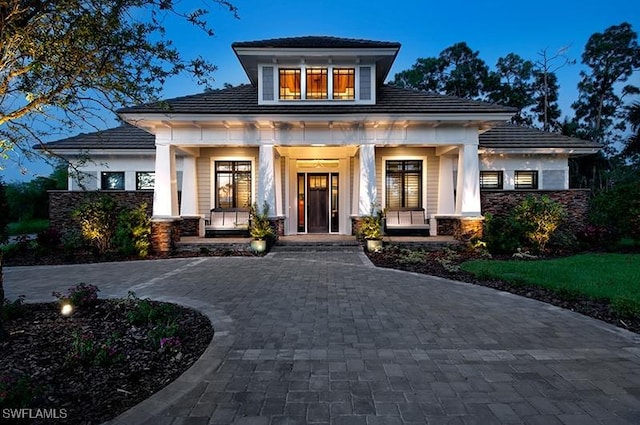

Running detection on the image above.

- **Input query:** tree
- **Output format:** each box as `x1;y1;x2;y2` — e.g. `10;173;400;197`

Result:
439;42;491;100
0;179;8;341
0;0;238;341
487;53;535;125
572;22;640;153
623;101;640;158
391;42;491;100
531;46;574;131
0;0;238;168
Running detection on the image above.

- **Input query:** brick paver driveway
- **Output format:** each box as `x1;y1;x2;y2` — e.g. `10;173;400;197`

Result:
5;251;640;425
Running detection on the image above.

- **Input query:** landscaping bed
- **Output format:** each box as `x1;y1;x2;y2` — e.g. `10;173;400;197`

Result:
1;295;213;424
367;246;640;335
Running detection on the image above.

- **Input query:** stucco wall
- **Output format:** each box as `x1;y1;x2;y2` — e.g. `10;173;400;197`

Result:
478;154;569;190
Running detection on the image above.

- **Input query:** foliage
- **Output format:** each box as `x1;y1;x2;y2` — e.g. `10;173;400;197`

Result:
1;295;26;321
482;213;524;255
0;373;40;409
249;202;275;240
590;181;640;240
36;227;62;251
7;218;49;236
0;0;238;169
623;101;640;159
72;195;120;254
4;164;66;222
114;203;151;257
159;336;182;354
125;292;177;326
68;331;123;366
512;195;567;253
461;253;640;318
486;53;535;125
52;283;100;308
572;22;640;153
358;209;384;240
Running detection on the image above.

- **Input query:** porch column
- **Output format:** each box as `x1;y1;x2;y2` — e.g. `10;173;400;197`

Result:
455;144;481;216
257;144;277;216
437;155;455;215
358;144;377;215
180;155;198;216
153;143;179;217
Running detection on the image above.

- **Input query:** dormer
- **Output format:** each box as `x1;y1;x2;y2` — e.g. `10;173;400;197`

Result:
232;36;401;106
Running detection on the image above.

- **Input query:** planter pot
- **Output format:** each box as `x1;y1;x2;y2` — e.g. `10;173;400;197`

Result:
250;239;267;253
366;239;383;252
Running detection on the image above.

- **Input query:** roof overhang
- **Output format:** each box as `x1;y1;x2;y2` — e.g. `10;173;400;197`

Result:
479;147;602;155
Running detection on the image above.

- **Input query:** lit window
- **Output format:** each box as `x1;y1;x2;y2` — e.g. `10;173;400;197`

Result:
279;69;301;100
333;68;355;100
101;172;124;190
480;171;503;190
306;68;328;99
385;160;422;209
136;172;155;190
215;161;252;208
514;170;538;189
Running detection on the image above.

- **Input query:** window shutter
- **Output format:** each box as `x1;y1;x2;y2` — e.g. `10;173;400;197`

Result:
359;67;371;100
262;67;274;101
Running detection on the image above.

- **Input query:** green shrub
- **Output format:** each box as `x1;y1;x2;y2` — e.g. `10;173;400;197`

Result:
513;195;566;253
0;373;41;409
52;283;100;308
0;180;9;244
249;202;275;240
114;203;151;257
590;181;640;241
482;213;524;255
72;196;120;254
1;296;26;320
125;292;177;326
67;331;123;366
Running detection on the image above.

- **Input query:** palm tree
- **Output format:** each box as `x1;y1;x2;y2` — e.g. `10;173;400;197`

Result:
623;102;640;157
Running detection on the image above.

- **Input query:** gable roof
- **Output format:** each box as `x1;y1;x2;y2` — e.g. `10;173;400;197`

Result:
479;123;601;150
119;84;516;116
231;36;401;49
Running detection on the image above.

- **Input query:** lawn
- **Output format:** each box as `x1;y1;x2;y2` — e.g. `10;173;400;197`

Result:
7;219;49;235
461;253;640;316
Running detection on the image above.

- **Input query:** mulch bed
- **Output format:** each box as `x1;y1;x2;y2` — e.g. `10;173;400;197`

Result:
366;247;640;335
1;299;213;425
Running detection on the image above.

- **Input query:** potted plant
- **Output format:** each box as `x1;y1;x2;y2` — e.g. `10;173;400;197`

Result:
358;208;384;252
249;202;275;253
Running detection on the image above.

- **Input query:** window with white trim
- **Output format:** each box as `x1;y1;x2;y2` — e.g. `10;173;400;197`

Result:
279;69;301;100
385;160;423;209
136;172;155;190
215;161;252;208
514;170;538;189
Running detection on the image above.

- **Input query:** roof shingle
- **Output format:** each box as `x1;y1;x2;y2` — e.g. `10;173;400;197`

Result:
479;123;601;149
231;36;401;49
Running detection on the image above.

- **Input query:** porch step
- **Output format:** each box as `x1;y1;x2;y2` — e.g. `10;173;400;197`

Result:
271;236;363;252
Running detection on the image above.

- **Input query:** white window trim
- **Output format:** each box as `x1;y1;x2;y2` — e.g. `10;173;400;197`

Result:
380;155;428;213
210;156;256;210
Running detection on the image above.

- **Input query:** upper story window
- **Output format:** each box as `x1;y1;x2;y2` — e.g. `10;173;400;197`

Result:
306;68;328;99
333;68;355;100
279;69;301;100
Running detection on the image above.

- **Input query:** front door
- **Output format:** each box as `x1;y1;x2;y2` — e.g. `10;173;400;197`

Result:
307;174;329;233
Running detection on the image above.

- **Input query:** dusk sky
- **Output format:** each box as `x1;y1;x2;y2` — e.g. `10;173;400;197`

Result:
2;0;639;182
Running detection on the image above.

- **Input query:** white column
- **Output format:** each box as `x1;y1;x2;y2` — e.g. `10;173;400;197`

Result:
437;155;455;215
257;144;277;216
455;144;481;216
358;144;377;215
180;155;198;216
153;143;179;217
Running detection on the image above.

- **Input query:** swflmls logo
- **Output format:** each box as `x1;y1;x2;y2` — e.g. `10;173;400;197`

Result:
2;408;68;420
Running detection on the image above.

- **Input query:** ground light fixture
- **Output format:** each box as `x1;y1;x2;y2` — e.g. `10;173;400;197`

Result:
60;302;73;316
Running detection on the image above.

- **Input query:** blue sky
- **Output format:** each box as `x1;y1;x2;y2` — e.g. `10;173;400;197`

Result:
2;0;639;182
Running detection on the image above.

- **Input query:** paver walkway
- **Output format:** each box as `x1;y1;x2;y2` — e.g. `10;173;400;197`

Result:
4;252;640;425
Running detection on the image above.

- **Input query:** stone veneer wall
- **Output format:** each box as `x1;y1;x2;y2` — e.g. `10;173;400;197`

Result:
49;191;154;234
480;189;591;232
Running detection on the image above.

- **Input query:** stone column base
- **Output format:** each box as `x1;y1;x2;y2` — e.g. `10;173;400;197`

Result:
455;217;484;241
151;217;182;254
268;217;286;237
180;216;203;237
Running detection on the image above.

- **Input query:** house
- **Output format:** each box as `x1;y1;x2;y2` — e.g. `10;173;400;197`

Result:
44;36;600;252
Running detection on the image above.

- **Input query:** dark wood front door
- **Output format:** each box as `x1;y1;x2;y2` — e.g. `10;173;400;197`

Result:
307;174;329;233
